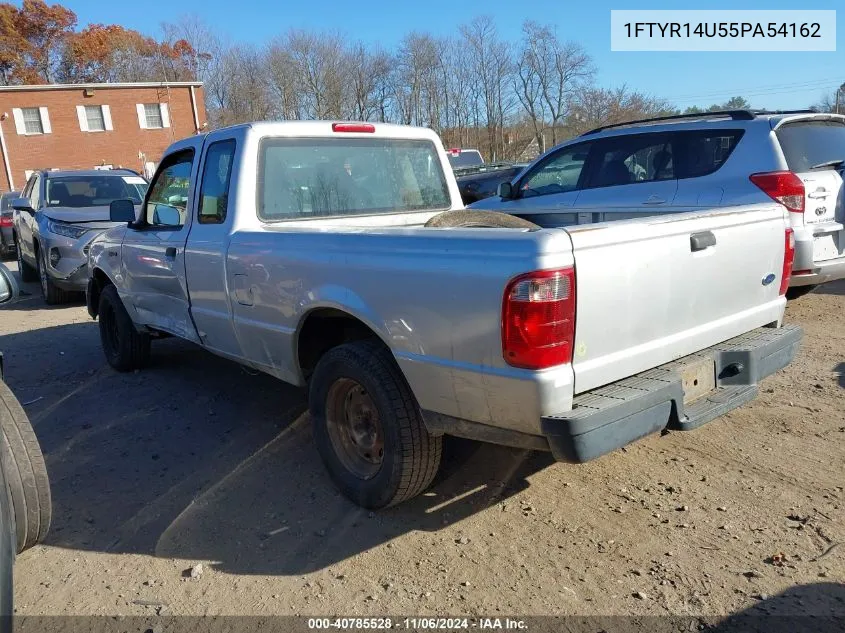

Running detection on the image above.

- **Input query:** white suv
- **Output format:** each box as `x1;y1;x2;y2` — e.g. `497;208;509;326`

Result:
475;110;845;298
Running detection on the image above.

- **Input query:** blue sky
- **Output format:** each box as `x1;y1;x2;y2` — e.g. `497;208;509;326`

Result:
66;0;844;110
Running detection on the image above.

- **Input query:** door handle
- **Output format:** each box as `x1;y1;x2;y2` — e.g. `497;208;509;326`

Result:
808;189;828;199
165;247;177;259
642;195;666;205
690;231;716;252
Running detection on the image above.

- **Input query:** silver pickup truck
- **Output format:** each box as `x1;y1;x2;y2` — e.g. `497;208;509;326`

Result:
86;121;802;509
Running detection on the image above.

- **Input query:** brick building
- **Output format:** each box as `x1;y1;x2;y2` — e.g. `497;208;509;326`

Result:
0;82;207;193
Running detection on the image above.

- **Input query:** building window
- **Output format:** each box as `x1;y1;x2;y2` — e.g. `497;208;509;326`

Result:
76;105;112;132
136;103;170;129
144;104;163;128
85;105;105;131
12;107;51;135
22;108;43;134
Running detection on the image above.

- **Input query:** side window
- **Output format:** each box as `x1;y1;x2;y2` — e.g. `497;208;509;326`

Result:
520;143;592;198
586;134;673;189
673;130;743;179
144;150;195;228
197;140;235;224
29;175;42;209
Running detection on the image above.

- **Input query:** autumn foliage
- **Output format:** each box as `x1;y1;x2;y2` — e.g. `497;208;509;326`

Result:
0;0;200;85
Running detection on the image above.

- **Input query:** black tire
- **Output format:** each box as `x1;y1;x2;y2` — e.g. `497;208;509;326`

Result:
98;284;150;372
309;340;442;509
36;247;71;305
785;285;817;300
425;209;540;229
0;379;51;554
14;237;36;283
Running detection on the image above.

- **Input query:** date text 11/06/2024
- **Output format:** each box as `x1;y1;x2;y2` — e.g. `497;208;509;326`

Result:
307;618;528;630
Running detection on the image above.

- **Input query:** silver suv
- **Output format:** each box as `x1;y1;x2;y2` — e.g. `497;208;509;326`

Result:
475;110;845;297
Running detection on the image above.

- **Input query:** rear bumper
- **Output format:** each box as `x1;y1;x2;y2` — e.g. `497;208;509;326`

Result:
789;256;845;287
541;324;802;463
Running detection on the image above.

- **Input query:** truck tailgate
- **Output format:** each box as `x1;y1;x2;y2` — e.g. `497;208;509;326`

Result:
567;204;788;393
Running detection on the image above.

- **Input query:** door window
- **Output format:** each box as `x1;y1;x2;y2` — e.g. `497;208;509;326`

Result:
586;134;674;189
144;150;194;228
198;140;235;224
519;143;592;198
29;175;42;210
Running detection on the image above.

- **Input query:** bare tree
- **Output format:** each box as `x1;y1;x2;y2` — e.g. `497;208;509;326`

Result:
570;85;675;135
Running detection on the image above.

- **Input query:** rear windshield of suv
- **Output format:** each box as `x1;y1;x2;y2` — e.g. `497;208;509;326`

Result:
258;138;451;220
448;150;484;169
776;120;845;172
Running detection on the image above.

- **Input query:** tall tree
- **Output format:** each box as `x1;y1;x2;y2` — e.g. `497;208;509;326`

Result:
0;0;76;84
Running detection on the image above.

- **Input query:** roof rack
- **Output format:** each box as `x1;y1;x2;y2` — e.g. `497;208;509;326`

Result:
580;110;756;136
580;108;823;136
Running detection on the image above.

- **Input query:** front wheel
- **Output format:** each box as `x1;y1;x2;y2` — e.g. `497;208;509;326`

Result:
37;248;71;305
98;285;150;372
15;238;36;283
309;340;442;509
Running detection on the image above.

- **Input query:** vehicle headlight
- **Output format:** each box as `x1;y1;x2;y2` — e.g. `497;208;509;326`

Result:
47;219;90;240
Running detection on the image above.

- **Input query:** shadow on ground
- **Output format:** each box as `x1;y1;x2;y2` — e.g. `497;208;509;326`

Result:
814;279;845;297
0;316;551;577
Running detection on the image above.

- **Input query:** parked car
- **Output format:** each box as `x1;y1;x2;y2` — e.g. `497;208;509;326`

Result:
0;192;19;261
86;120;800;509
454;162;527;205
473;110;845;298
0;263;53;630
446;148;484;169
11;169;148;304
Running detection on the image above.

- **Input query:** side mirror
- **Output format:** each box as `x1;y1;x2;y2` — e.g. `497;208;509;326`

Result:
10;197;33;212
109;199;136;223
0;263;19;304
497;182;514;199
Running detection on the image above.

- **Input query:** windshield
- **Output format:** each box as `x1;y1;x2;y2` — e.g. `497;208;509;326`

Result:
258;138;451;220
776;121;845;172
448;150;484;169
45;175;148;208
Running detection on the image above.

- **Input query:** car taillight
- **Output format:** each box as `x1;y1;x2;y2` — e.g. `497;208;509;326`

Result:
331;123;375;133
780;228;795;295
0;216;11;228
502;267;576;370
749;171;805;214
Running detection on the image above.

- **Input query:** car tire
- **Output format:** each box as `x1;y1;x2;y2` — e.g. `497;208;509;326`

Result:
14;238;37;283
0;379;51;554
309;340;442;509
424;209;540;229
98;285;151;372
36;247;71;305
785;285;817;300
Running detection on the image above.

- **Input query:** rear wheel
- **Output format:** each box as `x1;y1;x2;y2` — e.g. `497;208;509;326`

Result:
425;209;540;229
14;238;36;283
785;285;817;300
37;247;71;305
309;340;442;509
98;285;150;372
0;379;51;554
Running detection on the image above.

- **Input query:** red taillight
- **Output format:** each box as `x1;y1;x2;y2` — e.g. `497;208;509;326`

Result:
749;171;805;214
502;268;576;370
447;148;461;155
331;122;375;133
0;216;11;228
780;228;795;295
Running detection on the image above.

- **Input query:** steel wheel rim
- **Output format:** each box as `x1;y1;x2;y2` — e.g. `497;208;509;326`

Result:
325;378;384;480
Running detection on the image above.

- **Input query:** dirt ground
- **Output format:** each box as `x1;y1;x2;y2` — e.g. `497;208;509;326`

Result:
1;261;844;622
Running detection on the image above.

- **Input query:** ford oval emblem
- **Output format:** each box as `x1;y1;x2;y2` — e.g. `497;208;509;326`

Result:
762;273;776;286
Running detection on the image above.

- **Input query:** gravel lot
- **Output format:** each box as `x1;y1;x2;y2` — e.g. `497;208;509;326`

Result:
1;261;844;622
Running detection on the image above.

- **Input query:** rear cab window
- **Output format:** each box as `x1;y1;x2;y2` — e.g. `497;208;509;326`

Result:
776;120;845;172
258;138;451;220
